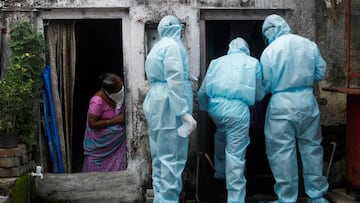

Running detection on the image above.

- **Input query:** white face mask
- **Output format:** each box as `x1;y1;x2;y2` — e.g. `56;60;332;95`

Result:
106;86;124;108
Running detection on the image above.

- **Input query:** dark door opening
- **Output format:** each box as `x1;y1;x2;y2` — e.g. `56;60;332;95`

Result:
198;20;274;201
72;19;123;172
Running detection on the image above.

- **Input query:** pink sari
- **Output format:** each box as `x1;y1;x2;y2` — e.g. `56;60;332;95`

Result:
82;96;127;172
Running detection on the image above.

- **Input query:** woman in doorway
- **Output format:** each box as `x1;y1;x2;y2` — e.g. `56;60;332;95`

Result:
82;73;127;172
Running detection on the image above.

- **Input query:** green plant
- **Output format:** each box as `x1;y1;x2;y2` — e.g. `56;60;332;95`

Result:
0;18;46;145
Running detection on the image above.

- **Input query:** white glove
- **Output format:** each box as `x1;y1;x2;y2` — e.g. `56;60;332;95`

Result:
177;113;197;138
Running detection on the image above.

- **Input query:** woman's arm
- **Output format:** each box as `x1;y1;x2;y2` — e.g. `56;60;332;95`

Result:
88;113;125;129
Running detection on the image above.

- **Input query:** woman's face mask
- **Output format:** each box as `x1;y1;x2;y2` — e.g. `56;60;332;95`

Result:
106;85;124;108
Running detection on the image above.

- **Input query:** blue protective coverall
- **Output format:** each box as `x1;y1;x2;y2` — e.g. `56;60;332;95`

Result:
198;37;263;203
260;14;329;203
142;15;193;203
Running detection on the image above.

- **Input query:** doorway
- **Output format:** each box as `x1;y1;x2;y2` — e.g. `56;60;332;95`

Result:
197;20;274;201
72;19;123;172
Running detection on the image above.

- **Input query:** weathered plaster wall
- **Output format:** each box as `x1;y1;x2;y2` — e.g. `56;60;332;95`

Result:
0;0;351;202
315;0;347;125
349;0;360;87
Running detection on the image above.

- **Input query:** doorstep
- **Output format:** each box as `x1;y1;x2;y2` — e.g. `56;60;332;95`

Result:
327;188;359;203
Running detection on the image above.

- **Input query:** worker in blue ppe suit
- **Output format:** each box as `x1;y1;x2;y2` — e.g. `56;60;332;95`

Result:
143;15;197;203
260;14;329;203
198;37;264;203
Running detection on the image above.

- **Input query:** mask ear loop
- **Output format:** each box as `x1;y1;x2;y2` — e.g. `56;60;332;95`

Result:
103;89;111;98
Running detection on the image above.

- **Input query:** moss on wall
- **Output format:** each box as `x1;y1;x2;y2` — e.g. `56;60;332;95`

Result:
10;173;35;203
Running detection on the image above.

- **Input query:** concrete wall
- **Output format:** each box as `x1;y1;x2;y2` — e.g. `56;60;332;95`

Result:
0;0;350;202
315;0;347;126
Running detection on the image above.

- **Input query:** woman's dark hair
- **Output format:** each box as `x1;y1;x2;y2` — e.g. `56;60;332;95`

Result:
99;73;122;93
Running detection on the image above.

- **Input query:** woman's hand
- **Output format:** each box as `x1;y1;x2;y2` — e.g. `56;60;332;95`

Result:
112;113;125;124
88;113;125;129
